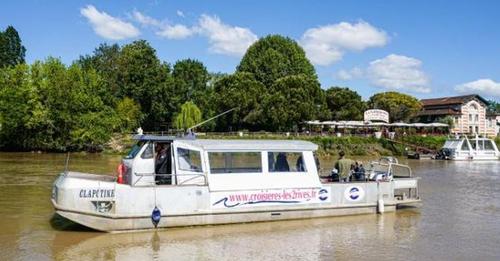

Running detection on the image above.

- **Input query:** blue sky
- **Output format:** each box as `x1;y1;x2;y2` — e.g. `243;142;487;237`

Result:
1;0;500;101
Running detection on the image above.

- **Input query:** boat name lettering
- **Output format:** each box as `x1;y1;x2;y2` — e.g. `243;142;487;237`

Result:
79;189;115;198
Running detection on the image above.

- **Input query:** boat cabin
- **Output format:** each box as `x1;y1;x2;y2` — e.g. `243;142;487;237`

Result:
441;135;500;160
121;135;321;190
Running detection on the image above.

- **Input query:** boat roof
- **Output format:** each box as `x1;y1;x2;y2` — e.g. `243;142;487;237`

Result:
133;134;179;142
175;139;318;151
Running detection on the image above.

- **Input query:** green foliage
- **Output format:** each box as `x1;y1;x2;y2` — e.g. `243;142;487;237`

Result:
237;35;318;88
231;35;327;131
262;74;325;131
401;135;447;150
438;116;455;130
487;100;500;113
116;40;173;130
0;26;26;68
172;59;213;128
325;87;366;121
173;101;202;130
0;58;119;151
212;72;266;131
115;97;142;132
368;91;422;122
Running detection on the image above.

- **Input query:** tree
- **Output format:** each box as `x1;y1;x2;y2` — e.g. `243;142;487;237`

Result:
237;35;318;88
212;72;266;131
172;59;212;123
325;87;366;121
487;100;500;113
367;92;422;122
0;26;26;68
77;43;121;103
116;40;173;130
173;101;202;131
262;74;325;131
115;97;142;132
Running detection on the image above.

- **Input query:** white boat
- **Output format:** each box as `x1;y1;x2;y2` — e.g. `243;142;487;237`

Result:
438;135;500;160
51;135;421;232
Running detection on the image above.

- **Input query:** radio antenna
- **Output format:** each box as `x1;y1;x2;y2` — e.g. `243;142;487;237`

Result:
187;107;237;133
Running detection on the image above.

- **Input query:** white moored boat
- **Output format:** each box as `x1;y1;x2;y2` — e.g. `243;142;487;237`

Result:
437;135;500;160
52;135;421;232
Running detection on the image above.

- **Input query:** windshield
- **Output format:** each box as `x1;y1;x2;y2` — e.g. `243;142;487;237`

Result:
125;141;146;159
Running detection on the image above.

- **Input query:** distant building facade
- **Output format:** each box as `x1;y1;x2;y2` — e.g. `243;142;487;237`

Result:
418;94;498;137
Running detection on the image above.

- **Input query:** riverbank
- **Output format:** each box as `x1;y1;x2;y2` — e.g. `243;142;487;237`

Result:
103;132;480;157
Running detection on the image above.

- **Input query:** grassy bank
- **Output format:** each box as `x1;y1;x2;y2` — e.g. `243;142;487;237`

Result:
104;133;500;158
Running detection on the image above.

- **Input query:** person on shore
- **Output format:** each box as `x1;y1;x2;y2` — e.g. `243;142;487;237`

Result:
333;151;355;182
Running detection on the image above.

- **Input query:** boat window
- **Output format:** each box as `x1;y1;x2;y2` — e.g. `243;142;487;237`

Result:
268;152;306;172
461;141;470;151
141;143;154;159
125;141;146;159
484;140;496;151
177;148;202;172
209;152;262;174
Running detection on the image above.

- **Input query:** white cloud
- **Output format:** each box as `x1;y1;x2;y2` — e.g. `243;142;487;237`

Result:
197;14;258;57
455;79;500;98
177;10;185;17
367;54;430;93
129;11;256;56
81;5;139;40
157;24;195;39
336;67;363;80
301;21;388;66
132;11;194;39
132;10;161;27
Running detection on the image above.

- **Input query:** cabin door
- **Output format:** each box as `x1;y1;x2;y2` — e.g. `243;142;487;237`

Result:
132;142;155;186
172;143;206;185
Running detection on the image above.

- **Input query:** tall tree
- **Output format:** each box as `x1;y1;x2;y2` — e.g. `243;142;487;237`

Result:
77;43;121;103
116;40;173;130
367;91;422;122
325;87;366;121
0;26;26;68
172;59;212;123
237;35;318;88
212;72;266;131
262;74;325;131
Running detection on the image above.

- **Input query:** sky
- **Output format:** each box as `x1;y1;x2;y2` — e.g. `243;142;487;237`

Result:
1;0;500;101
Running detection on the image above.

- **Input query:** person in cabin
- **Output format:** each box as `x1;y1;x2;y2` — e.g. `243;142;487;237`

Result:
155;143;171;184
296;155;305;171
333;151;355;182
275;152;290;171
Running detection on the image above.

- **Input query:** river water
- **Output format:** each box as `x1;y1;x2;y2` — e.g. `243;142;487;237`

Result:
0;152;499;260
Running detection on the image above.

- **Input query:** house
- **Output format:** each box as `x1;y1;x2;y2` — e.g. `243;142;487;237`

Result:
418;94;498;137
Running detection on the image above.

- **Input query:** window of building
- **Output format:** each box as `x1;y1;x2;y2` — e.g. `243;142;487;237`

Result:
469;114;473;122
177;148;202;172
475;114;479;123
268;152;306;172
208;152;262;174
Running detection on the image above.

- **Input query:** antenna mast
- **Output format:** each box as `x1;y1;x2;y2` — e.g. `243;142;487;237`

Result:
187;107;237;133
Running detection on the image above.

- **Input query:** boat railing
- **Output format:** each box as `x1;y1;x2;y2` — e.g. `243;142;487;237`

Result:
366;161;412;178
133;172;207;186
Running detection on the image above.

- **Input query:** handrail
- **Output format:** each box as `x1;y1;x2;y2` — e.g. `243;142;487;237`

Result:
134;172;207;186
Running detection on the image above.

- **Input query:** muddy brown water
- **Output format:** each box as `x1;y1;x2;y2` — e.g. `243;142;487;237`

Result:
0;152;500;260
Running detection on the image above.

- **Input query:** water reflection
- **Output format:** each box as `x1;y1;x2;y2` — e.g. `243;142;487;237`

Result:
52;211;421;261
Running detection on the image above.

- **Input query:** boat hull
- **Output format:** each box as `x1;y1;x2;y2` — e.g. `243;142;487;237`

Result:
52;173;420;232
